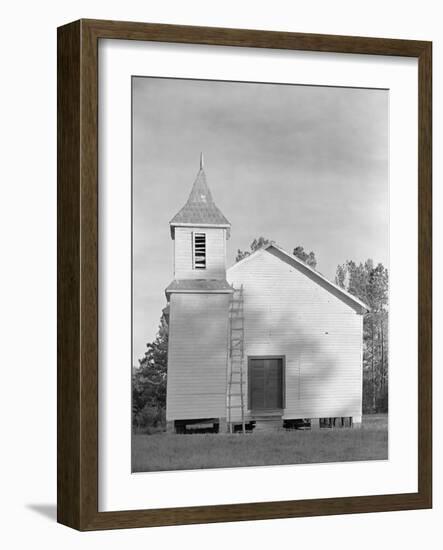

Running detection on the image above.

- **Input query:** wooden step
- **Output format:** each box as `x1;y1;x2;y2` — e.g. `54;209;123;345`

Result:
253;419;283;433
252;411;283;419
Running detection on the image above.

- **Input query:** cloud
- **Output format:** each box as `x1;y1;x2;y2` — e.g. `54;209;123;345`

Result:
132;77;389;362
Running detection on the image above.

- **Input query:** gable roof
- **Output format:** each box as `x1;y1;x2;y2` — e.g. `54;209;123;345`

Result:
170;166;230;236
228;243;369;313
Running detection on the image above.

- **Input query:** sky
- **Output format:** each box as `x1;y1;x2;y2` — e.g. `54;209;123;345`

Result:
132;77;389;364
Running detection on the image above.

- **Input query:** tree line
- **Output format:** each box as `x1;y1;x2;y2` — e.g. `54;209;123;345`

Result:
132;237;388;431
335;259;388;413
132;315;168;432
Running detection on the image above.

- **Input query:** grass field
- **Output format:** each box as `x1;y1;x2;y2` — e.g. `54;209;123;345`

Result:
132;414;388;472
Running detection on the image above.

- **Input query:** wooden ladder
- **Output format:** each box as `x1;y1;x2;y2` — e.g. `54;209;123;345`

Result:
227;285;246;434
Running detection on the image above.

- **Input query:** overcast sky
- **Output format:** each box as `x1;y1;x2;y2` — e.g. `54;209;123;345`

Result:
132;77;389;364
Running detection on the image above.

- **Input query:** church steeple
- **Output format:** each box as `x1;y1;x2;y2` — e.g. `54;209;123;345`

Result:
165;155;234;434
168;155;231;281
169;155;230;239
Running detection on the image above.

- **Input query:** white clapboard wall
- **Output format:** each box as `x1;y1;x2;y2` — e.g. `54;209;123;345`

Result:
227;246;364;421
166;292;230;420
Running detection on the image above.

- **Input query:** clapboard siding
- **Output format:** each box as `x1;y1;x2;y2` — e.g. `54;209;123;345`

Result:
227;249;364;421
166;292;230;420
174;227;227;279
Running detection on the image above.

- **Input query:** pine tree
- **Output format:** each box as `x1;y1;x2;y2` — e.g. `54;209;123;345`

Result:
235;238;317;270
335;260;389;413
293;246;317;269
236;236;271;262
132;314;169;431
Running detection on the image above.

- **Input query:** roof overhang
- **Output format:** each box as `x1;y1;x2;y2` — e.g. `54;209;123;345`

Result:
170;222;231;239
165;279;234;297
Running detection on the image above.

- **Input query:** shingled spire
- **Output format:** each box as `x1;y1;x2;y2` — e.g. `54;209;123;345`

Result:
170;155;231;238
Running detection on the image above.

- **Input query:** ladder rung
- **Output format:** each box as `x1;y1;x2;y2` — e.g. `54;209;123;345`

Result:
228;288;245;412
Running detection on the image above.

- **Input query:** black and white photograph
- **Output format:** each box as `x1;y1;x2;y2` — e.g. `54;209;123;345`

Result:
2;0;436;542
131;76;389;472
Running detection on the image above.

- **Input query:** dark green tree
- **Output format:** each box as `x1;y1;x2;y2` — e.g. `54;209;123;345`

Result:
236;236;271;262
132;314;168;431
335;260;389;413
236;238;318;270
293;246;317;269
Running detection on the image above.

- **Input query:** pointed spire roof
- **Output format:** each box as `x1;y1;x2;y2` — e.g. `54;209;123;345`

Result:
170;155;231;234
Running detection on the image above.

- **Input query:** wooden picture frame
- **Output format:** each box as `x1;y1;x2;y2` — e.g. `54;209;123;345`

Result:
57;19;432;530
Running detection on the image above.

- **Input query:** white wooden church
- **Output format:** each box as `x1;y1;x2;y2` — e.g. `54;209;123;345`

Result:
165;156;368;433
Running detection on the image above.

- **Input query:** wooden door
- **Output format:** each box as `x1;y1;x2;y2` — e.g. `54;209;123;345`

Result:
249;357;283;410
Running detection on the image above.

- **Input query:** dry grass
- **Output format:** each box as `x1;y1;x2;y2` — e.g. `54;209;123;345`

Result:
132;414;388;472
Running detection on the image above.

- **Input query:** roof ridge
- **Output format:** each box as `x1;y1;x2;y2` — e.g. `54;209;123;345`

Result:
227;243;369;312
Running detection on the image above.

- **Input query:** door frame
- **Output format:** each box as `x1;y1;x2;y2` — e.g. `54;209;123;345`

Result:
247;355;286;411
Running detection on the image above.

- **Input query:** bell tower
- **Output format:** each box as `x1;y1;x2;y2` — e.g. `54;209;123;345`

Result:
165;155;232;432
169;153;231;282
